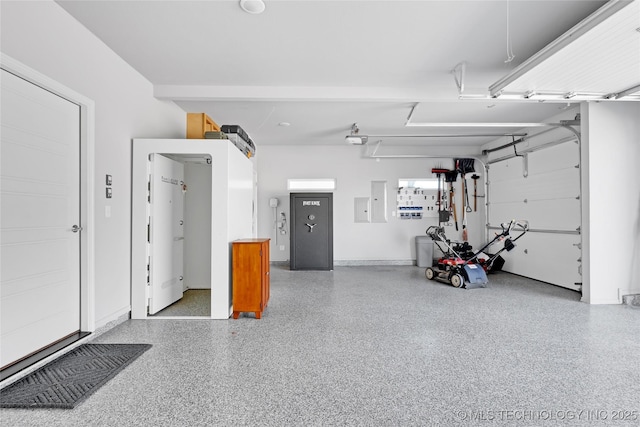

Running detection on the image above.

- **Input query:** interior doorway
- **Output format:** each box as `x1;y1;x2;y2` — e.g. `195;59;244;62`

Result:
146;153;212;318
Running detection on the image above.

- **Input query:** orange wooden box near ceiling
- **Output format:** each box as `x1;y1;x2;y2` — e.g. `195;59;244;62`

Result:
186;112;220;139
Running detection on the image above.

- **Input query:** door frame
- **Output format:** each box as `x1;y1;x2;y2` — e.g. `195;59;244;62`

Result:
1;54;95;336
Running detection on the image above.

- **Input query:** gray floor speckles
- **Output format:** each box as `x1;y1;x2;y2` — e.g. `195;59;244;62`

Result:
2;266;639;426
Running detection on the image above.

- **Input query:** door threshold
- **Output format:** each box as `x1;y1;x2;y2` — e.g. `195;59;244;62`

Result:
0;331;91;382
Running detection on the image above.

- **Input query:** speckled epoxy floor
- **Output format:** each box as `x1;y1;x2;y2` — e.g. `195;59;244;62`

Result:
2;266;639;426
151;289;211;317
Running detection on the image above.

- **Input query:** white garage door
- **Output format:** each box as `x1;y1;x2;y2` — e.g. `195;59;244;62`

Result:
1;69;81;368
487;132;582;291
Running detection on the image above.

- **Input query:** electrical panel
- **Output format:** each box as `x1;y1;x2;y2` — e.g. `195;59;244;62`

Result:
396;188;438;219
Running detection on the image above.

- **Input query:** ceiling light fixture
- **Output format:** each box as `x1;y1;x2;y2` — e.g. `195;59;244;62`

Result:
240;0;265;14
404;103;552;128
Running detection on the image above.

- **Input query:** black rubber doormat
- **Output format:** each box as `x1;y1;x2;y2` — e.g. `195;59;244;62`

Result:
0;343;151;409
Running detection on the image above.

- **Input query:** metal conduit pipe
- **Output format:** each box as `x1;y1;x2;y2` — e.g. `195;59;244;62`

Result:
482;119;579;156
487;225;580;235
487;135;578;164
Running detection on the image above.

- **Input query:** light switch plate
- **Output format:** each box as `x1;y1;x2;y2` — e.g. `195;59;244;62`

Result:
106;188;113;198
106;174;112;186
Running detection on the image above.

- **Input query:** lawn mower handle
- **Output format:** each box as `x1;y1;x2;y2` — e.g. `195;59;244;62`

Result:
500;220;529;235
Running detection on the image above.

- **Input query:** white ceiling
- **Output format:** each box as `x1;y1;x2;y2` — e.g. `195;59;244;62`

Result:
56;0;622;147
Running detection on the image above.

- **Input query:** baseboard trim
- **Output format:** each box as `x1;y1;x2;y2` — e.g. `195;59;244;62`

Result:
94;306;131;331
271;260;416;267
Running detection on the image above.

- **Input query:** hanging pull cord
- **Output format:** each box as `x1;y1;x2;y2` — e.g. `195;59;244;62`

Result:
505;0;516;63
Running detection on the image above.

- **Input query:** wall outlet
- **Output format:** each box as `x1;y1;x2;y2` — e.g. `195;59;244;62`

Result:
279;245;285;251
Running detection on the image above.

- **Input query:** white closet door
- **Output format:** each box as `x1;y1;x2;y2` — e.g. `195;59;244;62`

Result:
148;154;185;314
488;141;582;290
1;69;81;368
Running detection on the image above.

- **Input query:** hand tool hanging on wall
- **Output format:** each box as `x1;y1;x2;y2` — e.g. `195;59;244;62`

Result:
444;170;458;231
432;167;450;226
471;174;480;212
464;177;472;213
461;178;468;241
455;159;475;241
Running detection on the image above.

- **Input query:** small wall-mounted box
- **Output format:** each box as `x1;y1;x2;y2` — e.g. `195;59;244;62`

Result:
186;113;220;139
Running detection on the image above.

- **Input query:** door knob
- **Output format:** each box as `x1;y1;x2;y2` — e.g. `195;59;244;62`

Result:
71;225;83;233
305;223;316;232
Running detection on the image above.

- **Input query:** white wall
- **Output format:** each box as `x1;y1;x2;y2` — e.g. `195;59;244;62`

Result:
256;145;486;263
184;163;212;289
581;101;640;304
214;143;255;317
1;1;185;327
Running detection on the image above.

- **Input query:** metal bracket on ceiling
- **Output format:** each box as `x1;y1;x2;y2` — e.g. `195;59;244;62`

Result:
451;62;466;97
451;61;492;100
452;62;466;95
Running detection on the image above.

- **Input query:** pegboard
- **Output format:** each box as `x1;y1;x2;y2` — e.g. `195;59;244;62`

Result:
396;188;438;219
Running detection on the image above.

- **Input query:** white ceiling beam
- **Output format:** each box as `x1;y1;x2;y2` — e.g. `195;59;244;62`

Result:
154;84;452;103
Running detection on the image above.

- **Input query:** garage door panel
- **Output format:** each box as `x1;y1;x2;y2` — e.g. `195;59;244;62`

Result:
527;142;579;175
489;202;526;224
524;198;580;231
490;180;520;204
500;232;581;291
489;198;580;231
487;135;581;291
489;157;524;182
521;168;580;200
490;168;579;204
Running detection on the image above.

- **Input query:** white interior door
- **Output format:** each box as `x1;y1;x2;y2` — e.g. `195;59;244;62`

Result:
148;154;185;314
1;69;81;368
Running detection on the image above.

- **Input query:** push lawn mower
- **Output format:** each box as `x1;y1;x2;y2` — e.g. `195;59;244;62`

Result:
424;220;529;289
465;220;529;273
424;226;488;289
